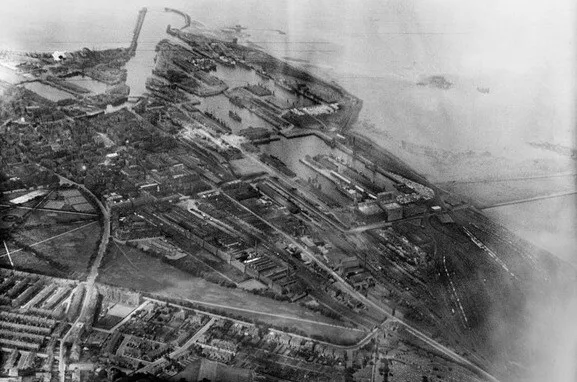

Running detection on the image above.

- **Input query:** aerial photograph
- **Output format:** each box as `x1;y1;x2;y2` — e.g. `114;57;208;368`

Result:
0;0;575;381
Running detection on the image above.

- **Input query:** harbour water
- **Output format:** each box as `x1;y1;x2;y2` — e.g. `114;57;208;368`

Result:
198;93;276;134
65;75;109;94
260;135;348;206
22;81;73;101
258;134;400;207
124;8;182;96
196;61;313;134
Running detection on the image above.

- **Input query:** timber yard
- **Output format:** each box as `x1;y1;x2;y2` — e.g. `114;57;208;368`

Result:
0;6;574;382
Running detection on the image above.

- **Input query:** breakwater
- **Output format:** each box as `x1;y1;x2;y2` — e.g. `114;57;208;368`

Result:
128;7;147;56
164;8;191;29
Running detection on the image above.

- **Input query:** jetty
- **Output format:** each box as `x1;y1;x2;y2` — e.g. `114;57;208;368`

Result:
128;7;147;56
165;8;191;29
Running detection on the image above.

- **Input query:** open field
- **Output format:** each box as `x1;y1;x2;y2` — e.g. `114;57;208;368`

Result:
163;238;248;284
0;248;63;277
0;187;101;279
40;188;97;213
17;208;96;226
98;243;365;344
14;220;96;243
127;238;247;285
2;220;101;279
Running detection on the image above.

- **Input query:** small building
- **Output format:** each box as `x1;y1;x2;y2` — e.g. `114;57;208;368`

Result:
437;213;454;224
377;191;396;203
52;51;68;61
382;202;403;221
357;200;382;215
337;256;360;275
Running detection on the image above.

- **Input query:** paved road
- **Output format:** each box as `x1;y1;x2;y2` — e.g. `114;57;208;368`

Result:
371;334;380;382
56;174;111;382
172;317;216;357
146;296;375;351
183;297;360;332
347;211;436;234
57;175;111;311
101;301;151;334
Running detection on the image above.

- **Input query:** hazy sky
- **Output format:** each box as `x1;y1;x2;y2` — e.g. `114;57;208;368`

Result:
0;0;573;88
1;0;574;73
0;2;576;381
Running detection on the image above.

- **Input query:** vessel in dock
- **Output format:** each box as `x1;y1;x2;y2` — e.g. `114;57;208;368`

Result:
260;153;296;177
228;96;246;109
275;80;294;93
218;56;236;67
237;60;252;70
229;110;242;122
256;69;272;80
336;183;361;201
204;111;232;133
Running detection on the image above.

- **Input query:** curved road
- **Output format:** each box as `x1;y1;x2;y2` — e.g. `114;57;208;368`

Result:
146;297;377;351
55;174;110;382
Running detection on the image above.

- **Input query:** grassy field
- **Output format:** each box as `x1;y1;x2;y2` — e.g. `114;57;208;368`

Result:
98;243;366;345
14;220;96;242
20;209;97;226
144;234;249;284
131;238;247;285
178;247;248;284
4;220;101;279
0;248;63;276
